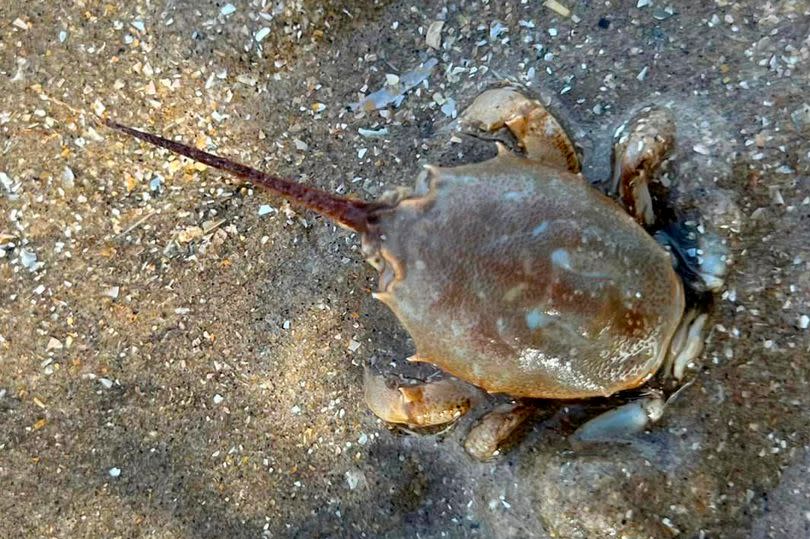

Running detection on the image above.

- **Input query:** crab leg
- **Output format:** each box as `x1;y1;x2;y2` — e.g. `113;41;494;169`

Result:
571;394;665;445
664;311;709;380
464;402;533;461
611;107;676;226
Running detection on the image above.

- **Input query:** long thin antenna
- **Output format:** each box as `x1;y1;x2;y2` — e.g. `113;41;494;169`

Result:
104;120;379;233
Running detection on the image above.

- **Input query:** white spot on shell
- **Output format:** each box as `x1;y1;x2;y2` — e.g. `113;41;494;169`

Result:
503;191;526;201
525;308;554;330
517;348;600;391
503;283;528;302
550;248;571;269
544;117;558;136
531;222;549;237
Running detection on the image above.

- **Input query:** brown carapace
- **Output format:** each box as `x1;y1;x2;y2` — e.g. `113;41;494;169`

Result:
105;88;724;459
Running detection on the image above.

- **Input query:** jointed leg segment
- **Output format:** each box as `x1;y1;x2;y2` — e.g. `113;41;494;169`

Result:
464;402;533;460
611;107;676;226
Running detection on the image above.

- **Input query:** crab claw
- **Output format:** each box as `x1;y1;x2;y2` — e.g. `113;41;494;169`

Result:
363;368;480;427
460;87;581;173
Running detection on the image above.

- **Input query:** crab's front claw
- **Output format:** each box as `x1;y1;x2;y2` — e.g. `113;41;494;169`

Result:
461;87;580;173
571;395;666;446
363;368;480;427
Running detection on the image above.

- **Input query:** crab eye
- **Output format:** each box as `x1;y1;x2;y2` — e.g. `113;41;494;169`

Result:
366;255;384;271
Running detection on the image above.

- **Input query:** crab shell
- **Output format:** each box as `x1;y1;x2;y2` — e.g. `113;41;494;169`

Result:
361;148;684;399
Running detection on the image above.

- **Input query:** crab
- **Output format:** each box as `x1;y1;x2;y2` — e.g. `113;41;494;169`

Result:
104;87;727;460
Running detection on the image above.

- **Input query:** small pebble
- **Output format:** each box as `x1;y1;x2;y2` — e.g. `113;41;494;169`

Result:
345;470;364;490
544;0;571;17
236;74;257;86
213;394;225;405
358;127;389;138
20;248;37;270
178;226;204;243
440;98;457;118
352;58;437;112
62;166;75;188
254;27;271;42
790;103;810;131
220;4;236;16
490;21;507;39
108;467;121;478
693;143;711;155
0;171;14;193
425;21;444;49
149;175;163;191
653;8;674;20
770;187;784;206
799;315;809;330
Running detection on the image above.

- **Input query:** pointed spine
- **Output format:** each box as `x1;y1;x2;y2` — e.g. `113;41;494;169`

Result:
105;120;382;233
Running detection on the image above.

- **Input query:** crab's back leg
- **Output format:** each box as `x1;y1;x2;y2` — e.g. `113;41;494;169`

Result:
571;394;666;445
611;107;676;226
363;368;481;427
461;88;581;173
662;310;709;380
